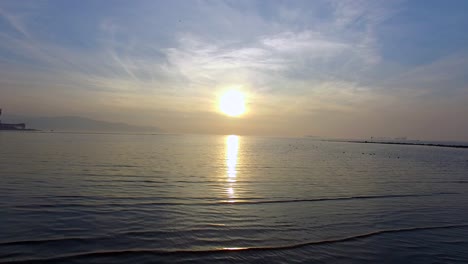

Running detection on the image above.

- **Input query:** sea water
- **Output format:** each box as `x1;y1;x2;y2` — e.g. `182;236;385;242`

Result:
1;132;468;263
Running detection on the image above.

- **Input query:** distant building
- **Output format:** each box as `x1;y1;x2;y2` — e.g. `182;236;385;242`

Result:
0;108;28;130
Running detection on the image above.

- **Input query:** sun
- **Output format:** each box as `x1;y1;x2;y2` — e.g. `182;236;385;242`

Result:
219;90;246;117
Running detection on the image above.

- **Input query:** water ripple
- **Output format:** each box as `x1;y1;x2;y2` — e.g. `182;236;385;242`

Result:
5;224;468;263
10;192;458;209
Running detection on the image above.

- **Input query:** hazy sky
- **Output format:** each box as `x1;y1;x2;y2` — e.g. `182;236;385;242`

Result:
1;0;468;139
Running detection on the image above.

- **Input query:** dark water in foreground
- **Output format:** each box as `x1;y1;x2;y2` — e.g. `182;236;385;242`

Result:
1;132;468;263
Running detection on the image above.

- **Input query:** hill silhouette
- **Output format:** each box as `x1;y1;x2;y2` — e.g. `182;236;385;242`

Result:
2;115;161;133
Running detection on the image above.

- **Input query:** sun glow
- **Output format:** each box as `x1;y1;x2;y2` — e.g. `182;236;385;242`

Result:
219;90;246;117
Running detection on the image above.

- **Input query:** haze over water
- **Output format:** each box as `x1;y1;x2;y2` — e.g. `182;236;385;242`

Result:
1;132;468;263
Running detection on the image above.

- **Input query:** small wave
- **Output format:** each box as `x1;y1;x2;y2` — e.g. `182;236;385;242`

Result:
6;224;468;263
215;192;457;205
435;180;468;184
11;192;457;209
94;164;139;168
0;237;91;246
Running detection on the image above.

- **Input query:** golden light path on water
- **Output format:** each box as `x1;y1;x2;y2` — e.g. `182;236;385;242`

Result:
225;135;239;202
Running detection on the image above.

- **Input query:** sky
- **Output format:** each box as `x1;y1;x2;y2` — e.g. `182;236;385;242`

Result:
1;0;468;140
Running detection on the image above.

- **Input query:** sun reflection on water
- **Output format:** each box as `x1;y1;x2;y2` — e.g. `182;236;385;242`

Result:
225;135;239;202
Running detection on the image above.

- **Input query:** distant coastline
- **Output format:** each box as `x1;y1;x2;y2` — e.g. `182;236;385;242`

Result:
0;128;39;132
327;140;468;149
1;115;160;133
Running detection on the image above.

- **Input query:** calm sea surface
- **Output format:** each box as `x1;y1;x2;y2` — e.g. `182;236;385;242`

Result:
1;132;468;263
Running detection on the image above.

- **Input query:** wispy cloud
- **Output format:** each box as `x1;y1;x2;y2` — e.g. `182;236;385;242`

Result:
0;7;30;38
0;0;467;138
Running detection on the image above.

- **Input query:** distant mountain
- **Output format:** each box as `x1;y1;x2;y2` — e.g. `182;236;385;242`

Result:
2;116;161;133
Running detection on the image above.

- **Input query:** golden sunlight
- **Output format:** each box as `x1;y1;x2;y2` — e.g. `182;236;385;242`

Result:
219;90;246;117
226;135;239;179
225;135;239;202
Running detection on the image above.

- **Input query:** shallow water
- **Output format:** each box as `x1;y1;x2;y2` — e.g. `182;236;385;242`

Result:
1;132;468;263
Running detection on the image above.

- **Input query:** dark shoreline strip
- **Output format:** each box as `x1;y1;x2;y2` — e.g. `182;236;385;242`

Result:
5;224;468;263
329;140;468;149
